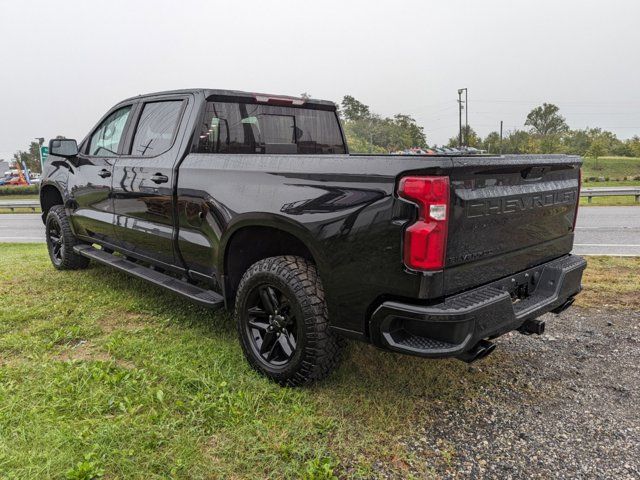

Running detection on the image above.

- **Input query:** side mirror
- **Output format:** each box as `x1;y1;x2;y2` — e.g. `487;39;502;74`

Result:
49;138;78;158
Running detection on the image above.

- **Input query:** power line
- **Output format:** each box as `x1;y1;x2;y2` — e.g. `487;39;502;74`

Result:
473;98;640;106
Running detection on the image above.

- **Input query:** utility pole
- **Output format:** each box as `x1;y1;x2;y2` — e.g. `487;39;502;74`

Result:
499;121;503;154
457;89;463;148
465;89;468;148
457;88;467;149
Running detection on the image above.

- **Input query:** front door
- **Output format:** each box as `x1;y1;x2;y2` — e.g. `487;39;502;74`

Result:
112;98;187;268
69;105;133;245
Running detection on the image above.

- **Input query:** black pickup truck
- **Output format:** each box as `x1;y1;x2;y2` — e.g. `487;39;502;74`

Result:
40;89;586;386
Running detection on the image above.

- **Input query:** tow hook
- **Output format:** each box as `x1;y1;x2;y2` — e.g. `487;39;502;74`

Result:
518;319;546;335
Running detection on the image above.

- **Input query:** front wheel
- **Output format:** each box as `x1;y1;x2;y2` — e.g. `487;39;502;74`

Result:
45;205;90;270
234;256;344;386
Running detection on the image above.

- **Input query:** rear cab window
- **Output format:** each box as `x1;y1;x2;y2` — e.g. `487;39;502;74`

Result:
196;99;345;154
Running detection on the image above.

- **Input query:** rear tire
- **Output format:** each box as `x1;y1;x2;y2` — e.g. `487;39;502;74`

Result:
234;256;344;386
45;205;90;270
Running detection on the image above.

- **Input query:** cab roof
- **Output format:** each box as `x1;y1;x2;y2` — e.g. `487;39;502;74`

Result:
120;88;336;109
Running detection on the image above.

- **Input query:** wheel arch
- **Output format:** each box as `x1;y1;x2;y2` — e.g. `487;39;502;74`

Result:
219;214;327;301
39;183;65;221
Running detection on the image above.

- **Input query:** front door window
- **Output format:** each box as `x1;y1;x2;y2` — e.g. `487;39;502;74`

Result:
88;106;132;156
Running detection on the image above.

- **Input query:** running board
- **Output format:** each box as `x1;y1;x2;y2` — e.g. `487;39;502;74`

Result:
73;244;224;310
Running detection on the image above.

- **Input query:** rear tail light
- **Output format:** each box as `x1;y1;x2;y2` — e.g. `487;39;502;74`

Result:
398;176;450;271
572;168;581;231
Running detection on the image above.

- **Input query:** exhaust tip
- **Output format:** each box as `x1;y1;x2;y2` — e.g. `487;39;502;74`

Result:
458;339;496;364
551;297;575;314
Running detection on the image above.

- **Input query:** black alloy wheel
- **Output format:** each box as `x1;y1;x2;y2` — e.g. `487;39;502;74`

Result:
47;215;64;266
245;284;299;367
235;256;344;386
45;205;90;270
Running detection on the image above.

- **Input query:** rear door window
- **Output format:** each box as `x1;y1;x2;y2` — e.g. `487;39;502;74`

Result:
131;101;183;156
88;106;132;156
197;101;345;154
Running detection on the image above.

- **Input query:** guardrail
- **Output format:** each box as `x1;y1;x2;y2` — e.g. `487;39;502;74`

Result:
581;187;640;203
0;200;40;212
0;186;638;211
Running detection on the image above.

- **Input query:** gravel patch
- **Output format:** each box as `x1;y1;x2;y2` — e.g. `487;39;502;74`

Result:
383;307;640;479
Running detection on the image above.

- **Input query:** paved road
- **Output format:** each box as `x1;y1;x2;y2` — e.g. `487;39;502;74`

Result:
574;206;640;256
1;208;639;256
0;214;45;242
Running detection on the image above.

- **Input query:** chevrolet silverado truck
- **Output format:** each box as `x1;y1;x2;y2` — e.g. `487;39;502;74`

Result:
40;89;586;386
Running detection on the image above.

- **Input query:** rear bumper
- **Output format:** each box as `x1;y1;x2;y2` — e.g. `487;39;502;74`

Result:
369;254;587;358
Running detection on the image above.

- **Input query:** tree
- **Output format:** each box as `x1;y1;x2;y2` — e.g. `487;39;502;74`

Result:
339;96;427;152
482;131;501;153
340;95;371;121
500;129;533;154
446;125;481;149
561;129;592;155
626;136;640;157
586;136;607;170
12;141;42;174
525;103;568;136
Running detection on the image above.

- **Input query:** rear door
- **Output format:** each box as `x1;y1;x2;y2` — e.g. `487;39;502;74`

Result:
444;155;581;295
69;104;134;245
112;96;189;268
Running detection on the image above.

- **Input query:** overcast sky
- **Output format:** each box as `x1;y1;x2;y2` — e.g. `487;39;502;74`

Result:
1;0;639;159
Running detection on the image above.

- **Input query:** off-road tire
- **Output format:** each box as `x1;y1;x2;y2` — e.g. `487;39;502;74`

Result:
235;256;344;386
45;205;90;270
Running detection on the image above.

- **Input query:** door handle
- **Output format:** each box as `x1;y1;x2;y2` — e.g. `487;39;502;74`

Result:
98;169;111;178
151;173;169;184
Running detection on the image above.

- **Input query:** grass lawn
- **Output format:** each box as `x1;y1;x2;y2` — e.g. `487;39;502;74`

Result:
0;208;41;214
0;195;39;201
581;157;640;205
582;156;640;181
0;244;499;479
579;195;639;207
1;245;636;479
582;180;640;188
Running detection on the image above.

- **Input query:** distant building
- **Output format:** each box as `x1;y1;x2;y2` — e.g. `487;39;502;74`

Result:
0;160;9;174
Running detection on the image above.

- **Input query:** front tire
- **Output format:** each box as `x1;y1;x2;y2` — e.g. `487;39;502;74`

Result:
45;205;90;270
234;256;344;386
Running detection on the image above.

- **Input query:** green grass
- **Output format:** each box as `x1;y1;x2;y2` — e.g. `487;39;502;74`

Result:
0;185;39;196
582;156;640;181
0;208;41;214
0;244;498;479
577;156;640;206
582;180;640;188
0;194;39;201
580;195;639;206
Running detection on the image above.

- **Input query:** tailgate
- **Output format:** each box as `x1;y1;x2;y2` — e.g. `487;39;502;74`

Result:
444;154;581;295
